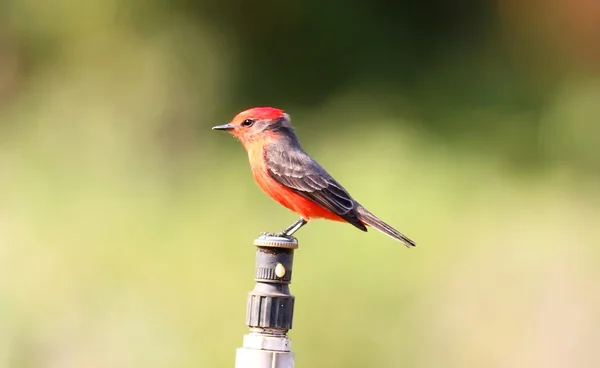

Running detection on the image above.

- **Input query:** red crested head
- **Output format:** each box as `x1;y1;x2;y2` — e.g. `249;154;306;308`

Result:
234;107;285;122
212;106;296;148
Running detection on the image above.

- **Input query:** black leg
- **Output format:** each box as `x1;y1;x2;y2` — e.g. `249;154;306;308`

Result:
259;218;308;239
281;218;308;236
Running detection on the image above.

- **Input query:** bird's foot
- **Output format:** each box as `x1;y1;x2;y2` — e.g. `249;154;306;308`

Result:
258;231;296;241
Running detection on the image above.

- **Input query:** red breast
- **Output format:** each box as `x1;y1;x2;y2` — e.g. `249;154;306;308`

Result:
247;143;345;222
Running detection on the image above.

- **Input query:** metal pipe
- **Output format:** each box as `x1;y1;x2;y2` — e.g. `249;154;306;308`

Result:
235;235;298;368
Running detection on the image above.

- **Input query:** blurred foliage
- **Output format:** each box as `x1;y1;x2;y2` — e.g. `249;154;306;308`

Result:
1;0;600;367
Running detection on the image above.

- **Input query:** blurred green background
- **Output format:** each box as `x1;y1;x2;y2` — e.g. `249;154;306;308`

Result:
1;0;600;367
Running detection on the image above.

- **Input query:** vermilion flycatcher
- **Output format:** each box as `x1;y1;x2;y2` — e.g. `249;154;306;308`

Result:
212;107;416;247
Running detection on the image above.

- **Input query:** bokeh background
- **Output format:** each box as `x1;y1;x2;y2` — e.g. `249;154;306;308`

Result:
1;0;600;367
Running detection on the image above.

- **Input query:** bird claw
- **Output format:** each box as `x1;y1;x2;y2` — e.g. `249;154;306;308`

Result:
258;231;296;241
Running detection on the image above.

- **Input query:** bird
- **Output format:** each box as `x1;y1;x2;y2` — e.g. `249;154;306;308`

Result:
212;107;416;247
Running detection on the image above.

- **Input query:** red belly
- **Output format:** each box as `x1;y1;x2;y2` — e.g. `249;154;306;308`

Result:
252;166;345;222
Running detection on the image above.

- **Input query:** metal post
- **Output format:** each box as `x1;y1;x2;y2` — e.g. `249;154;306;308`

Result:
235;235;298;368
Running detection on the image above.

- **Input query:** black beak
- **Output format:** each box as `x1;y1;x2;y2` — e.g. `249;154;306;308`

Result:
212;123;234;131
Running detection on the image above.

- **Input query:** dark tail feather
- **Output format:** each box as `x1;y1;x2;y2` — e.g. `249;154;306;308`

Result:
356;206;416;247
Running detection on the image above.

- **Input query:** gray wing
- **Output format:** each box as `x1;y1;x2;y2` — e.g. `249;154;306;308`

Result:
264;141;367;231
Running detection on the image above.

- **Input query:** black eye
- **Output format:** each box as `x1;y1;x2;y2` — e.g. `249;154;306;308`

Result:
241;119;255;127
